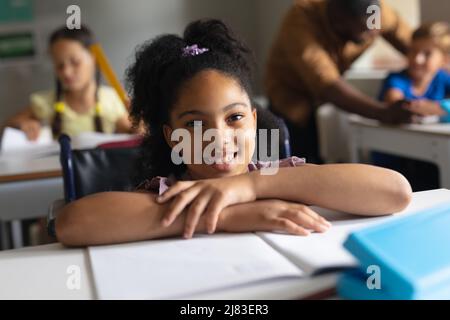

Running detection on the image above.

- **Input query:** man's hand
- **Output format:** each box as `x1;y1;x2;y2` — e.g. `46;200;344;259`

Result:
323;80;414;124
378;100;415;124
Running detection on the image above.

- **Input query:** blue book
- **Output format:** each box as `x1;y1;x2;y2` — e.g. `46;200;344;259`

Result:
338;202;450;300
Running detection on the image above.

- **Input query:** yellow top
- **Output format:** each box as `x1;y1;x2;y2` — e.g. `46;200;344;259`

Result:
30;85;128;137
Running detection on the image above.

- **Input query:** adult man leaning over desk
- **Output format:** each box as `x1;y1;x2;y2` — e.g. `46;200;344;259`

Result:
265;0;417;163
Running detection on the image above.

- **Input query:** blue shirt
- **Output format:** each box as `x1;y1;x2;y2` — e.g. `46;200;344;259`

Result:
379;68;450;101
373;68;450;165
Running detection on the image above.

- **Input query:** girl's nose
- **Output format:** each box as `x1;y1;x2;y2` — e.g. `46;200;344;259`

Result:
212;129;235;148
60;66;72;79
215;132;233;147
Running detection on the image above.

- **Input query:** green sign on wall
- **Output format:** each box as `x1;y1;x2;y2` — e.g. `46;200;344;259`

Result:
0;0;34;24
0;32;34;58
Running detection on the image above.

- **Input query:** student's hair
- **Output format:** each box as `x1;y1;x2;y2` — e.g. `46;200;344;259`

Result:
126;19;254;179
413;22;450;55
49;25;103;137
329;0;380;18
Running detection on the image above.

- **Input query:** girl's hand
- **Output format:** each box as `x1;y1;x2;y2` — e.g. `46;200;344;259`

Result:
157;174;256;238
220;200;331;235
20;119;41;141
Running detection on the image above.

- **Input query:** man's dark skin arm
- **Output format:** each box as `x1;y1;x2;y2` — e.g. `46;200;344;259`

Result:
323;78;413;124
322;1;414;124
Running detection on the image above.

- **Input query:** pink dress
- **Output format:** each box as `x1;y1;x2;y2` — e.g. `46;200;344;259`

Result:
136;156;306;195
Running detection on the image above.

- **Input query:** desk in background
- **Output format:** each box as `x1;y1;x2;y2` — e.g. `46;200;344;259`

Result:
0;154;62;249
0;133;139;250
0;189;448;300
349;115;450;188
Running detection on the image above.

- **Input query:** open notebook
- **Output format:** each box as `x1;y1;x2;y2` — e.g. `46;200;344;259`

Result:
88;206;411;300
0;126;137;158
89;189;450;299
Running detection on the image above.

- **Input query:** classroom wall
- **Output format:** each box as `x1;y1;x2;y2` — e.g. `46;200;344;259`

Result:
0;0;443;125
254;0;292;92
0;0;260;124
421;0;450;22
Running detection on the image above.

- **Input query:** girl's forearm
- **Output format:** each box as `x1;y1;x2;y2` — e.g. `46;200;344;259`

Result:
5;107;36;129
5;113;26;129
250;164;412;215
55;191;264;247
115;116;135;134
56;192;203;246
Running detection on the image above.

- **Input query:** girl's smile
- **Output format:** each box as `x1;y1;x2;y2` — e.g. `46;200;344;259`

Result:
164;69;257;180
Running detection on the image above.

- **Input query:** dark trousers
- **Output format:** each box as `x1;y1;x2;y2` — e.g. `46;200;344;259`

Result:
268;104;322;164
372;152;439;192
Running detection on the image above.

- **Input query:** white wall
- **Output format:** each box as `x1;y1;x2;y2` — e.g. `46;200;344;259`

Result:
421;0;450;22
0;0;446;124
0;0;260;123
351;0;421;70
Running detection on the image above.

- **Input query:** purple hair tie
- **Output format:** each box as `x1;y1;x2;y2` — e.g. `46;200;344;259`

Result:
182;44;209;57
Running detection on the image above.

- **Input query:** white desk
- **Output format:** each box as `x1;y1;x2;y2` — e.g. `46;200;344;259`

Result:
0;154;63;250
0;133;139;249
349;115;450;188
0;189;449;300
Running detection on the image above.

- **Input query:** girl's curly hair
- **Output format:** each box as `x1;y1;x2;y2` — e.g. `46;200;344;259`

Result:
126;19;254;180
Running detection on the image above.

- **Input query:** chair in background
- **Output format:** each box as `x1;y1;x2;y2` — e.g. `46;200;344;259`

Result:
59;134;141;203
317;72;385;163
317;103;352;163
47;135;141;237
255;105;291;160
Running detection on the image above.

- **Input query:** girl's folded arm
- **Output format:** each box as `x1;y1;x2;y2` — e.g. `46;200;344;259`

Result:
55;191;201;247
114;116;138;134
249;163;412;216
55;192;314;247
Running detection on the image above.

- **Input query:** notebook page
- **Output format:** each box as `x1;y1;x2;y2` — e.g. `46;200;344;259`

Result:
257;207;392;275
0;129;137;159
89;233;303;299
0;126;57;157
256;188;450;276
1;126;53;151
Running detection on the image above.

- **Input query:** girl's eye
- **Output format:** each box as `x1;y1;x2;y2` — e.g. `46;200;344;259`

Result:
70;57;81;67
227;114;244;123
186;120;203;128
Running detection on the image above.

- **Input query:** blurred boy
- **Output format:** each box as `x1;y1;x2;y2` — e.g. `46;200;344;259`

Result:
375;22;450;191
380;22;450;121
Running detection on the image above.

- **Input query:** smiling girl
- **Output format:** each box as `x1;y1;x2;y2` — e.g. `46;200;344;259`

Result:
54;19;412;247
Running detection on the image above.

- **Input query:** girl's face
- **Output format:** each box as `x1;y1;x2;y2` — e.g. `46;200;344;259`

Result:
408;38;447;81
164;69;257;180
50;39;96;92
